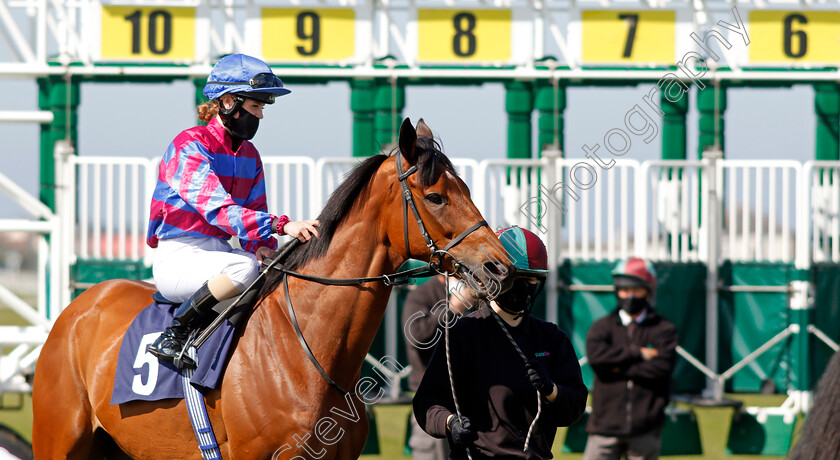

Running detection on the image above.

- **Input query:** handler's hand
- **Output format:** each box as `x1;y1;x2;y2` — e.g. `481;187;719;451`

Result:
256;246;274;263
526;359;556;397
283;219;320;242
447;415;477;448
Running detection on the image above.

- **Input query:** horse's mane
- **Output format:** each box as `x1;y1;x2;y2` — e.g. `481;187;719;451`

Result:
259;137;455;300
789;350;840;459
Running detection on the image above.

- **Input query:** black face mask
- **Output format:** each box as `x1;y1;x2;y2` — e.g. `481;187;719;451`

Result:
495;278;542;319
224;106;260;141
618;296;649;315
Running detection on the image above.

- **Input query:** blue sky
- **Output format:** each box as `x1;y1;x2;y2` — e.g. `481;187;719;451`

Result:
0;76;816;219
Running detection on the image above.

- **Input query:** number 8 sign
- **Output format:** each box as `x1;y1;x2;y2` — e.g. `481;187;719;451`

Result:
100;6;196;60
417;9;511;63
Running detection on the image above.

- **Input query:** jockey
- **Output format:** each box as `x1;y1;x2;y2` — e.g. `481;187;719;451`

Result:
146;54;319;368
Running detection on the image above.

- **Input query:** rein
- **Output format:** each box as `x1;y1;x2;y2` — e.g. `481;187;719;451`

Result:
195;151;489;397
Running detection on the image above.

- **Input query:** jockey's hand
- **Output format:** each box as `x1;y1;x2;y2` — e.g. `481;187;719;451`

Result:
256;246;274;263
283;219;320;242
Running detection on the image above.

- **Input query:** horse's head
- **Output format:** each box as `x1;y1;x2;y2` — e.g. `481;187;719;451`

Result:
386;118;514;298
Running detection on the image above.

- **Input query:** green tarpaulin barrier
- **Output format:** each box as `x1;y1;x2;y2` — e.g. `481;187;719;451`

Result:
718;262;793;393
811;263;840;383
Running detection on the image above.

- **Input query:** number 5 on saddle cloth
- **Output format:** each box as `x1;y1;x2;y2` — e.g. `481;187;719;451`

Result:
110;285;260;405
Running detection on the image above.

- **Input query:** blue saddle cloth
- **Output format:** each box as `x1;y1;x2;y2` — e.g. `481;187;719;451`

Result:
111;301;236;405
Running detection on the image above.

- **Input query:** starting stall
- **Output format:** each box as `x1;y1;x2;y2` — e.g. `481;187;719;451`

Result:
1;0;840;454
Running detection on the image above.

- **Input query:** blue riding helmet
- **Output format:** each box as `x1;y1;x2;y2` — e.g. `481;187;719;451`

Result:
203;54;290;104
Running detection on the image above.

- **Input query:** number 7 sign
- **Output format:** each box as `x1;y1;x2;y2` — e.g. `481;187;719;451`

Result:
581;11;675;65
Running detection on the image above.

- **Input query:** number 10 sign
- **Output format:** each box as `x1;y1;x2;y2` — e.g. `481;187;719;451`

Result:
100;6;196;60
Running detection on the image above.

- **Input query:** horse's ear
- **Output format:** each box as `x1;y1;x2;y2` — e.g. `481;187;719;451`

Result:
416;118;433;138
399;118;418;163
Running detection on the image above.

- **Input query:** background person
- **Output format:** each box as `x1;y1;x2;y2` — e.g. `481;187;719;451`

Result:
583;258;678;460
413;226;588;459
145;54;319;368
403;274;462;460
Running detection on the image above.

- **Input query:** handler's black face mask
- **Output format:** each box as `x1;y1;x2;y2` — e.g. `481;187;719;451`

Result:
618;296;649;315
496;278;542;320
225;106;260;141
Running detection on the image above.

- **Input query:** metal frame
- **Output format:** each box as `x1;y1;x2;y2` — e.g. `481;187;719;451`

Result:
1;0;839;80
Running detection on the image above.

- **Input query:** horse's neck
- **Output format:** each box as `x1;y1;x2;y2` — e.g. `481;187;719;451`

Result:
251;214;401;392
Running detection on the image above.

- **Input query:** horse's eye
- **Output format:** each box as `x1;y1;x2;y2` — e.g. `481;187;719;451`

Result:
425;193;445;205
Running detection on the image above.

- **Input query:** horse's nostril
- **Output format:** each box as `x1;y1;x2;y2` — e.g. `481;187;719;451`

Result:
483;261;509;281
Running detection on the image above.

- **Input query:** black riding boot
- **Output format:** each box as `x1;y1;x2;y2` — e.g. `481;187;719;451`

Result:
148;282;217;369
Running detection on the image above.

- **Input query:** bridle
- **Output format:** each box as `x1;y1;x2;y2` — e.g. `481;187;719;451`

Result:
396;150;489;272
194;150;489;396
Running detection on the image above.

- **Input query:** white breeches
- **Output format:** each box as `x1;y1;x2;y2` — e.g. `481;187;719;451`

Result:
152;236;260;303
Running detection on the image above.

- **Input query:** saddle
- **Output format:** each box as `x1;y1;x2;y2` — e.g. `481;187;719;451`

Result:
110;278;265;405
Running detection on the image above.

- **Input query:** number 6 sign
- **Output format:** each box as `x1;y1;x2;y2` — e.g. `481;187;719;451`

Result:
749;11;840;64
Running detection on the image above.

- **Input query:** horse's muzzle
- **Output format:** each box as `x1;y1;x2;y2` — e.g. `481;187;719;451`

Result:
458;259;513;300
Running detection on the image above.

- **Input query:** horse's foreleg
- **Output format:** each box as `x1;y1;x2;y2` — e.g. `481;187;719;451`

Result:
331;419;369;460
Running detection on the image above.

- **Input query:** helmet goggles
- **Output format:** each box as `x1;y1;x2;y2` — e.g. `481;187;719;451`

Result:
208;72;284;90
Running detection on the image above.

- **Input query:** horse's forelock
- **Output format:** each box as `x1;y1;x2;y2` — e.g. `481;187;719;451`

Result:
415;137;456;187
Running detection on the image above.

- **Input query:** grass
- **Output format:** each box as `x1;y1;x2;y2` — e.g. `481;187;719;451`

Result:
0;395;799;458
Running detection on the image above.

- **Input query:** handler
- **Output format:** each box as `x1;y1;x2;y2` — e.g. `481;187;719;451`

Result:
413;226;588;459
145;54;319;368
583;258;678;460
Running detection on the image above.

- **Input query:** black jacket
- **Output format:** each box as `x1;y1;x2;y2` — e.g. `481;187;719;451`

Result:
585;307;678;437
402;277;449;391
413;307;588;459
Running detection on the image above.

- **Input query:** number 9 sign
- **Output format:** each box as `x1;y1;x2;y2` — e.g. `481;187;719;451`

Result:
262;8;355;62
100;6;195;60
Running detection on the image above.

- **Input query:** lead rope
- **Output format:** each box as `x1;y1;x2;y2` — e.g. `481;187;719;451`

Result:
490;311;542;453
443;274;473;460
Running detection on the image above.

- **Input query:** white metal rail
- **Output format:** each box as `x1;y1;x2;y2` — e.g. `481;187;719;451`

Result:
0;153;832;396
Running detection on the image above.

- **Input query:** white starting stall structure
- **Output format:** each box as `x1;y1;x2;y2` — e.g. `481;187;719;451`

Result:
2;0;840;454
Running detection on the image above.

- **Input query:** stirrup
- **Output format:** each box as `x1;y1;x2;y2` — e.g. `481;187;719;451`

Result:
173;330;199;370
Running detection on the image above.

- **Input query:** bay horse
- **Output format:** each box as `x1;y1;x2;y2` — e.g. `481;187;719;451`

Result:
32;118;514;459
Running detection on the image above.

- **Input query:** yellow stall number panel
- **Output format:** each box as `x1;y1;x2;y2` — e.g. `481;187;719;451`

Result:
750;11;840;64
101;6;195;60
417;10;511;63
262;9;355;62
582;11;675;64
